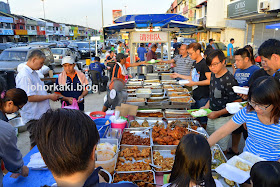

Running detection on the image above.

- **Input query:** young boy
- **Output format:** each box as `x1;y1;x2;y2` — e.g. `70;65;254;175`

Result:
35;109;136;187
202;49;241;153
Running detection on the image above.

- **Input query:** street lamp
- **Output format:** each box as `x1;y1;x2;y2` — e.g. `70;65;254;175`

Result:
41;0;46;19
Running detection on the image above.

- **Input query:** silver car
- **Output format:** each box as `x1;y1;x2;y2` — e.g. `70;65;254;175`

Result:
51;48;79;66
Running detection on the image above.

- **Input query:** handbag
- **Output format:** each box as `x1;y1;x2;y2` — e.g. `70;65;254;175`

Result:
109;64;125;90
62;98;79;110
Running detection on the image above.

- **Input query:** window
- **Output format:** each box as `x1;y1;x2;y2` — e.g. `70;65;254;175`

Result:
5;23;11;29
0;23;4;29
19;25;24;30
31;26;35;30
0;51;28;61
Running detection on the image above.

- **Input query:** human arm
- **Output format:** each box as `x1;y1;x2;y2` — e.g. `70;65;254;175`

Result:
78;90;88;103
185;72;211;87
170;72;191;80
129;61;146;67
208;119;240;147
2;123;29;177
161;59;175;64
28;94;60;102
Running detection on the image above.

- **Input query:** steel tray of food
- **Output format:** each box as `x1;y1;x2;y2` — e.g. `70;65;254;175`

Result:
161;73;174;81
121;128;152;146
126;89;136;94
211;144;227;170
136;109;164;119
164;109;192;119
129;119;164;128
161;80;178;85
126;97;146;106
126;85;143;90
144;79;160;83
146;98;170;106
166;119;195;129
116;145;153;172
113;171;156;185
168;92;191;97
170;96;195;105
126;80;143;86
136;88;152;98
163;84;182;89
152;145;177;173
152;124;192;146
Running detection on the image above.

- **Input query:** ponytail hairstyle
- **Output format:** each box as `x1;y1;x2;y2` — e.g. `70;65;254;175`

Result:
0;76;28;111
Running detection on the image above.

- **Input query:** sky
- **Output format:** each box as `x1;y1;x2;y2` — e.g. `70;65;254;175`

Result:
8;0;174;30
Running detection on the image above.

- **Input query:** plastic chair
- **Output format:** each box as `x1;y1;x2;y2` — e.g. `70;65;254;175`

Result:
88;70;102;94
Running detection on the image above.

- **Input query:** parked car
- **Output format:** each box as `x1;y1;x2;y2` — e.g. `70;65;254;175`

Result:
60;40;71;47
68;42;95;59
181;38;197;45
29;42;57;48
51;48;80;65
50;41;65;48
0;46;54;71
0;43;13;53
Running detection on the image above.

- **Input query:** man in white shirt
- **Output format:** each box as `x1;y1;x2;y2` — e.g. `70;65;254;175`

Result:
16;50;59;148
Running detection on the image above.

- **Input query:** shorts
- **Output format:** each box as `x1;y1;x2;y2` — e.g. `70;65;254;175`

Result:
26;120;39;147
206;115;233;151
227;56;235;65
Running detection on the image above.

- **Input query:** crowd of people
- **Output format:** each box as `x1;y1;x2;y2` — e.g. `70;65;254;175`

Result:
1;38;280;187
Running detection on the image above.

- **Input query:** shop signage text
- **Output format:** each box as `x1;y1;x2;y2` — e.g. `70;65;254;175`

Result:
228;0;258;18
131;32;168;43
0;29;14;35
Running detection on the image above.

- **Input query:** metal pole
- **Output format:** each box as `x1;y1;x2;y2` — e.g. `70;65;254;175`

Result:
101;0;105;47
41;0;46;19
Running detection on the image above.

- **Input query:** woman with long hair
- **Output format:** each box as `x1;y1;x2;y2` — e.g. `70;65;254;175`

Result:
208;76;280;161
244;45;255;64
164;133;222;187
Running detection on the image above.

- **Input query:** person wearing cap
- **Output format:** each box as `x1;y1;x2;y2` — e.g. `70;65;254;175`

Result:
55;56;89;111
112;53;129;82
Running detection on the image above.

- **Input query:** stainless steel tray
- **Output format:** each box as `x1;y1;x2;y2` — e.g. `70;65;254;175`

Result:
136;88;152;98
152;145;177;173
113;170;156;184
116;145;153;172
212;171;240;187
136;109;164;120
129;119;164;128
121;128;153;146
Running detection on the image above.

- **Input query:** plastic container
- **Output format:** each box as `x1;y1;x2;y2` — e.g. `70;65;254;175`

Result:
109;116;127;132
90;111;106;120
95;149;117;174
93;118;111;138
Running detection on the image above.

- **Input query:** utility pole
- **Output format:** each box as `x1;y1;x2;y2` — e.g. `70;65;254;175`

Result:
101;0;105;47
41;0;46;19
124;5;127;15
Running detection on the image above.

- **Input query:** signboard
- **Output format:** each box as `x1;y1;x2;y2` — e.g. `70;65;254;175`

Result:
91;36;100;41
112;10;122;23
14;29;28;35
0;29;14;35
228;0;258;18
0;16;13;23
100;35;104;43
28;30;37;35
131;32;168;43
122;33;129;40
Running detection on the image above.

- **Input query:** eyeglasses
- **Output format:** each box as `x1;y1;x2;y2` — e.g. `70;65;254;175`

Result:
248;101;271;111
209;62;221;68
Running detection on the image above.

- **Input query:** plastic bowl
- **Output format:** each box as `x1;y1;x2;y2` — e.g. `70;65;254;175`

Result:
90;111;106;120
95;150;117;174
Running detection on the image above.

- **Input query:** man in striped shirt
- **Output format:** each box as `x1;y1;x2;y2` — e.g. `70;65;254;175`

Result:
162;44;194;78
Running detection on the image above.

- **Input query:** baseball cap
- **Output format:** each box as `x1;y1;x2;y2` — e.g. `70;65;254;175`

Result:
61;56;75;65
116;53;128;62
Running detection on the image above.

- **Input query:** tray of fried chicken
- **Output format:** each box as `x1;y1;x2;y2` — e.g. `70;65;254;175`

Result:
129;119;165;128
113;171;156;187
121;128;152;146
116;145;153;172
152;122;191;146
152;145;177;173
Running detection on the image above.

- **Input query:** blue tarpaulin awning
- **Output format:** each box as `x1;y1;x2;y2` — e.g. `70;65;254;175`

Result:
114;14;188;28
103;21;136;32
266;23;280;29
161;20;201;28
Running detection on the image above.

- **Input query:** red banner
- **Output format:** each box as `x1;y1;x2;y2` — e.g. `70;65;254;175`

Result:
112;10;122;23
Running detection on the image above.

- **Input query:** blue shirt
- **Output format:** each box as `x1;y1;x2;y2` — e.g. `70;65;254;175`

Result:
89;62;106;78
55;74;84;111
137;47;147;61
234;65;260;87
232;107;280;161
227;43;234;56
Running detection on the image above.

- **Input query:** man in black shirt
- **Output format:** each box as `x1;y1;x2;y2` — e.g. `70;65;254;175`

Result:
203;49;241;152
